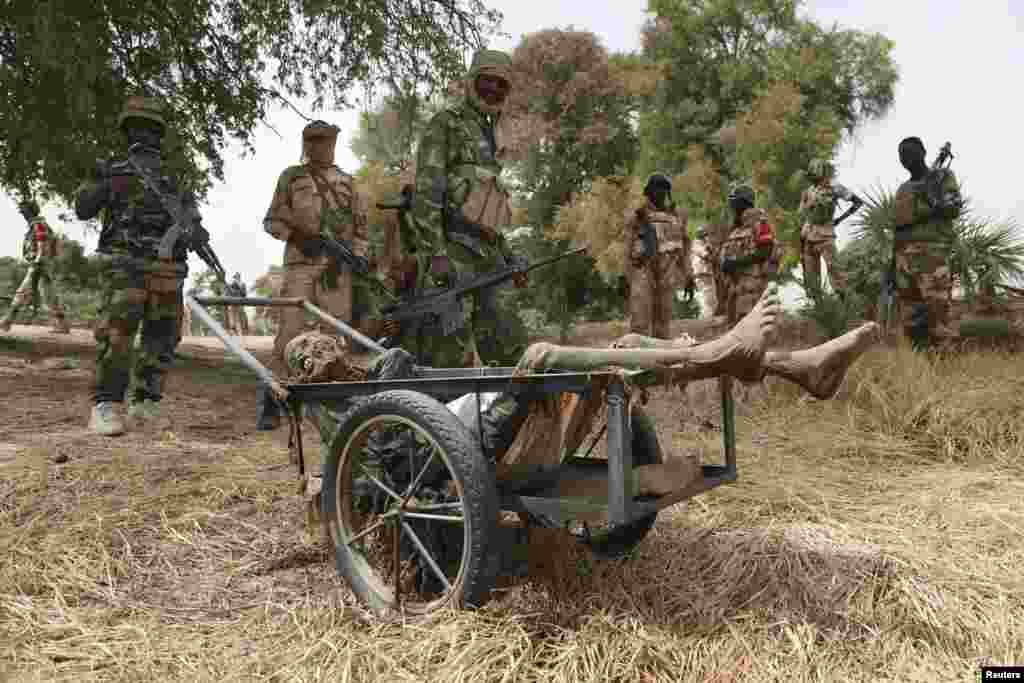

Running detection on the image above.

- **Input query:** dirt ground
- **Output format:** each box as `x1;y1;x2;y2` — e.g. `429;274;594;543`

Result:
1;322;1021;681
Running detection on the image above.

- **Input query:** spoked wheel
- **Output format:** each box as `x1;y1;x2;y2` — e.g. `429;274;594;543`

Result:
322;390;498;615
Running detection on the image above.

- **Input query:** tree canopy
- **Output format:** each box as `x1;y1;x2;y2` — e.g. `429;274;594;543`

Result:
0;0;501;204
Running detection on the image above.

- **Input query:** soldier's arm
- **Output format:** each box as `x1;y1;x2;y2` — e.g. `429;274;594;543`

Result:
351;191;370;260
74;178;108;221
262;168;301;242
410;112;458;257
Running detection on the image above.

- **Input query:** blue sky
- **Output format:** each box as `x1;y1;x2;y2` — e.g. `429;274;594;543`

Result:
3;0;1021;308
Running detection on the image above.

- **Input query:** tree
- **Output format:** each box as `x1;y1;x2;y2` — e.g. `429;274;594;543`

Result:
499;28;645;337
349;86;440;175
0;0;502;204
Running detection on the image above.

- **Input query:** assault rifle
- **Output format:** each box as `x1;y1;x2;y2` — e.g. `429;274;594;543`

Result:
300;232;397;301
879;142;954;332
123;143;227;282
381;246;588;339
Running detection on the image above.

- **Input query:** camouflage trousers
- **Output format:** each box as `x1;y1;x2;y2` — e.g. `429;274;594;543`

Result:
802;237;847;294
629;258;676;339
723;271;770;324
226;307;249;336
7;263;65;319
893;239;952;344
92;254;186;404
274;263;352;373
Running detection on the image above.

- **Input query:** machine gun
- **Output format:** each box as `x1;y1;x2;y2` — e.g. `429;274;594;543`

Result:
879;142;955;333
122;143;227;282
381;246;588;339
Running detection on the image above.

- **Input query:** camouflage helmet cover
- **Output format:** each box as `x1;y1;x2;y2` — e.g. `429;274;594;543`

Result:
118;95;167;131
808;158;835;179
727;182;755;209
466;49;513;114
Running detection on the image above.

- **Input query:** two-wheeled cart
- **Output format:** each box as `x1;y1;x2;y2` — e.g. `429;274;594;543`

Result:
186;294;737;615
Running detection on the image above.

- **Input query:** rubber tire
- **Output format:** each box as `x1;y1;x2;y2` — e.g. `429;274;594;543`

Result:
321;389;499;614
582;406;664;560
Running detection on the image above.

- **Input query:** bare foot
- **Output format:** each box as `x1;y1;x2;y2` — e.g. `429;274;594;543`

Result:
765;322;880;399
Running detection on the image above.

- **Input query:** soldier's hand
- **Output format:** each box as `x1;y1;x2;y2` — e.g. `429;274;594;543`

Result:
513;272;528;288
684;278;696;301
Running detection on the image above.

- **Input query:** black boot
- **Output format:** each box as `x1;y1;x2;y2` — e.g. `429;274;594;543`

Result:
257;388;282;431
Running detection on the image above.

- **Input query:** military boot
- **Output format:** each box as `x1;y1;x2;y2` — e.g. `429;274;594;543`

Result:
257;388;282;431
89;401;126;436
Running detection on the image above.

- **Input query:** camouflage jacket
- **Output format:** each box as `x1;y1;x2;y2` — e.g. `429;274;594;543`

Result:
21;216;58;263
410;99;516;282
74;153;190;262
263;163;369;267
623;202;693;286
721;208;777;279
799;182;856;241
893;168;962;243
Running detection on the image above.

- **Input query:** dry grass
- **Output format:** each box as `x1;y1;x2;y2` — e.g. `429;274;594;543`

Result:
1;327;1022;681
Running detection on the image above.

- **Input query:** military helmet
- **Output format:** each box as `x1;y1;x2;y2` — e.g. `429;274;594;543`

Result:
18;199;40;217
809;158;835;179
118;95;167;132
644;173;672;196
727;182;755;210
466;49;512;114
302;120;340;140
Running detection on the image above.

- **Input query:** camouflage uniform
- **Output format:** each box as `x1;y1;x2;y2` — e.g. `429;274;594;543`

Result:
260;120;375;429
0;201;70;333
720;185;776;324
892;137;962;347
623;176;693;338
399;49;529;368
799;159;861;294
74;96;191;434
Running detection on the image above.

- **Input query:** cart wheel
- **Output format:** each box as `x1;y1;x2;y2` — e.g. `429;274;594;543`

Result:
582;407;663;560
322;390;499;615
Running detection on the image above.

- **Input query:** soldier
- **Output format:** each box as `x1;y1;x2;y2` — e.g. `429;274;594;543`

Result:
891;136;963;349
798;158;862;296
0;199;70;333
74;95;193;435
225;272;249;336
622;174;695;338
259;119;375;430
719;183;777;325
398;48;529;368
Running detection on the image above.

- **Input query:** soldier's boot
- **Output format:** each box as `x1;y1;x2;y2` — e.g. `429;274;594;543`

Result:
257;388;282;431
89;401;126;437
50;315;70;334
127;399;159;421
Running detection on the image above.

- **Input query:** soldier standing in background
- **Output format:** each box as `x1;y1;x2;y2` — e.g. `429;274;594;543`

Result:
225;272;249;336
622;174;694;338
891;136;963;349
719;183;777;325
1;199;71;334
74;96;192;435
798;158;862;297
259;120;373;430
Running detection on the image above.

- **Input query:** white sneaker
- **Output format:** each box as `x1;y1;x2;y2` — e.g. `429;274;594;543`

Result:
89;402;126;436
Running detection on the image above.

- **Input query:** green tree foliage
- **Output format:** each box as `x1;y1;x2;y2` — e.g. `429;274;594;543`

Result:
0;0;501;203
638;0;897;243
349;86;441;175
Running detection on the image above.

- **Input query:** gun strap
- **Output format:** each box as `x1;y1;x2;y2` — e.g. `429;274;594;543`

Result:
308;167;352;235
